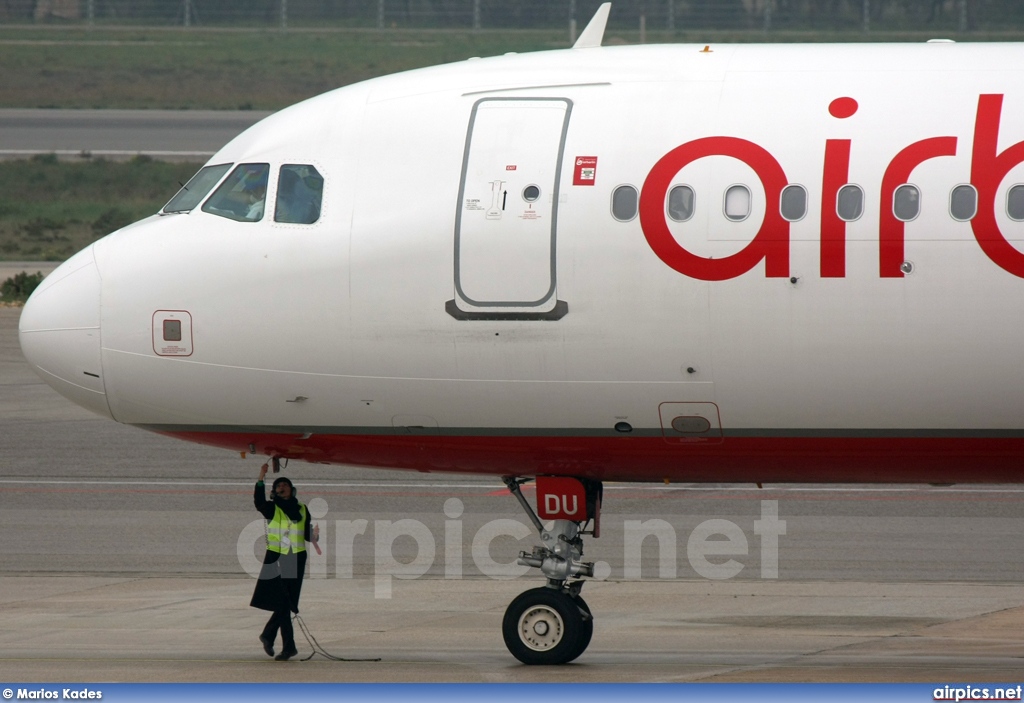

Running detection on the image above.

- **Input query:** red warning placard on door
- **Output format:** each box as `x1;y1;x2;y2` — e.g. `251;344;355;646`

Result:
573;156;598;186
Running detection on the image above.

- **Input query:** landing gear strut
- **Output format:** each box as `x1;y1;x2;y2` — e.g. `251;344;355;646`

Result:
501;476;602;665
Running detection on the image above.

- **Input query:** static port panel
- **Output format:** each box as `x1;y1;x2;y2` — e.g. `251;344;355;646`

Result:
153;310;193;357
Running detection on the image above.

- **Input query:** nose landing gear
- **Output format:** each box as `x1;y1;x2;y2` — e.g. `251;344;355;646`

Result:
500;476;602;665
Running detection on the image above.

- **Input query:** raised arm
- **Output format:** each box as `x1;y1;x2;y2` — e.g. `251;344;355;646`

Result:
254;463;275;519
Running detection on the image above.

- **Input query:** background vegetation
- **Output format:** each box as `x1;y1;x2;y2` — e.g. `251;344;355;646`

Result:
4;21;1024;112
4;0;1024;32
0;27;566;110
0;155;201;261
1;2;1023;266
0;270;44;302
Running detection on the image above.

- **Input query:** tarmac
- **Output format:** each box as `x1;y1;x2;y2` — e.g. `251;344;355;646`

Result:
0;110;268;161
2;577;1024;682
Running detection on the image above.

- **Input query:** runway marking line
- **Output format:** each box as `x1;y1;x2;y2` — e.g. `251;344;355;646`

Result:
3;479;1024;493
1;480;1022;502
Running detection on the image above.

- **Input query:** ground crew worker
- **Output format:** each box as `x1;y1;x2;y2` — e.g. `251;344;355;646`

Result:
250;463;319;660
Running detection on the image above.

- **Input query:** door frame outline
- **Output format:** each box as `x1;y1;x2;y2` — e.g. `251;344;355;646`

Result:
451;96;573;312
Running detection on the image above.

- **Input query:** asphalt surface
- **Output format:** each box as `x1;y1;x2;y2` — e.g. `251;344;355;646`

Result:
0;109;271;160
1;305;1023;681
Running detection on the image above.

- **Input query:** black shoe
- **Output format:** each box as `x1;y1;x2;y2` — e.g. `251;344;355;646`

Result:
259;635;274;657
274;646;298;661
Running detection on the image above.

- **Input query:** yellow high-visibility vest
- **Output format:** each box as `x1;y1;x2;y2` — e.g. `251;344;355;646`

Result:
266;503;307;554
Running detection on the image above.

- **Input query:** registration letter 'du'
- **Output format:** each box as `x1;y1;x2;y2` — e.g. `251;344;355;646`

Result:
537;476;588;520
544;494;578;516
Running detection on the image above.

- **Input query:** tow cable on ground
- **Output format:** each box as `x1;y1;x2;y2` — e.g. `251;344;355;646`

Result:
294;613;382;662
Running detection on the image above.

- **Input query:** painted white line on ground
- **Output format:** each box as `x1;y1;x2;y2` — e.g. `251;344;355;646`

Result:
1;479;1022;493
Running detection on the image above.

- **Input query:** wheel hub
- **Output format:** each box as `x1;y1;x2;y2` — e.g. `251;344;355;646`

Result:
518;605;564;651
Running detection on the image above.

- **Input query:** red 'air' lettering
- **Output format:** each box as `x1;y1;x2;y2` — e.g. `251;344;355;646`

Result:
640;93;1024;282
820;97;858;277
829;96;859;119
639;137;790;281
971;94;1024;278
879;137;957;277
820;139;852;277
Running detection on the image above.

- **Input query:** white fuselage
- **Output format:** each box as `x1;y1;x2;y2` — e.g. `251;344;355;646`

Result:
19;42;1024;483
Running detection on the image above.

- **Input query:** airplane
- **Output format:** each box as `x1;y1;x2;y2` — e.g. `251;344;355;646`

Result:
17;2;1024;664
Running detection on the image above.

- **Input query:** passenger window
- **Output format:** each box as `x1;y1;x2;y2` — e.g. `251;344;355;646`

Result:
837;184;864;222
275;164;324;225
162;163;232;214
201;163;270;223
893;184;920;222
780;185;807;222
668;185;695;222
950;185;977;221
724;185;750;221
1008;185;1024;221
612;185;638;221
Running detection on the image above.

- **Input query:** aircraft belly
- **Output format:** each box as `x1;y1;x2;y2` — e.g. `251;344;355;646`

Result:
152;427;1024;484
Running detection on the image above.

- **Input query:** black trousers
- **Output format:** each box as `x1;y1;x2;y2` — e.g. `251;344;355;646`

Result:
251;550;306;652
261;607;295;650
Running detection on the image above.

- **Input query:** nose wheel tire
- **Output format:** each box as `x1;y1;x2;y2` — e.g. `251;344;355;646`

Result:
569;595;593;663
502;587;591;665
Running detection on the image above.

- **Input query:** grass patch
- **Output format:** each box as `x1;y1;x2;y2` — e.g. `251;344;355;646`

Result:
0;155;202;260
4;26;1024;110
0;27;569;110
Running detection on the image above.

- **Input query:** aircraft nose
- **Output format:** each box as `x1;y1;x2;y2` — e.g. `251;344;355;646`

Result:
18;245;113;419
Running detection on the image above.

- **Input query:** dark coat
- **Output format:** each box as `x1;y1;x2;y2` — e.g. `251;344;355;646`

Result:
249;481;310;613
250;550;307;613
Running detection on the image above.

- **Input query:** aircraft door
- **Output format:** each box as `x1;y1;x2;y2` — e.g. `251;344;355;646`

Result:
447;98;570;320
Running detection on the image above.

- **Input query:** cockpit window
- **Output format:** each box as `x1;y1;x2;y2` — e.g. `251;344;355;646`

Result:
274;164;323;225
201;163;270;222
162;163;232;214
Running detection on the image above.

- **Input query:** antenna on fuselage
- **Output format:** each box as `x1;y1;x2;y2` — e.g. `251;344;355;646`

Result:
573;2;611;49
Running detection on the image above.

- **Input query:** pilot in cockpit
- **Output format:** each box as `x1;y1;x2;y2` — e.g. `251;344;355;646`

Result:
244;180;267;221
